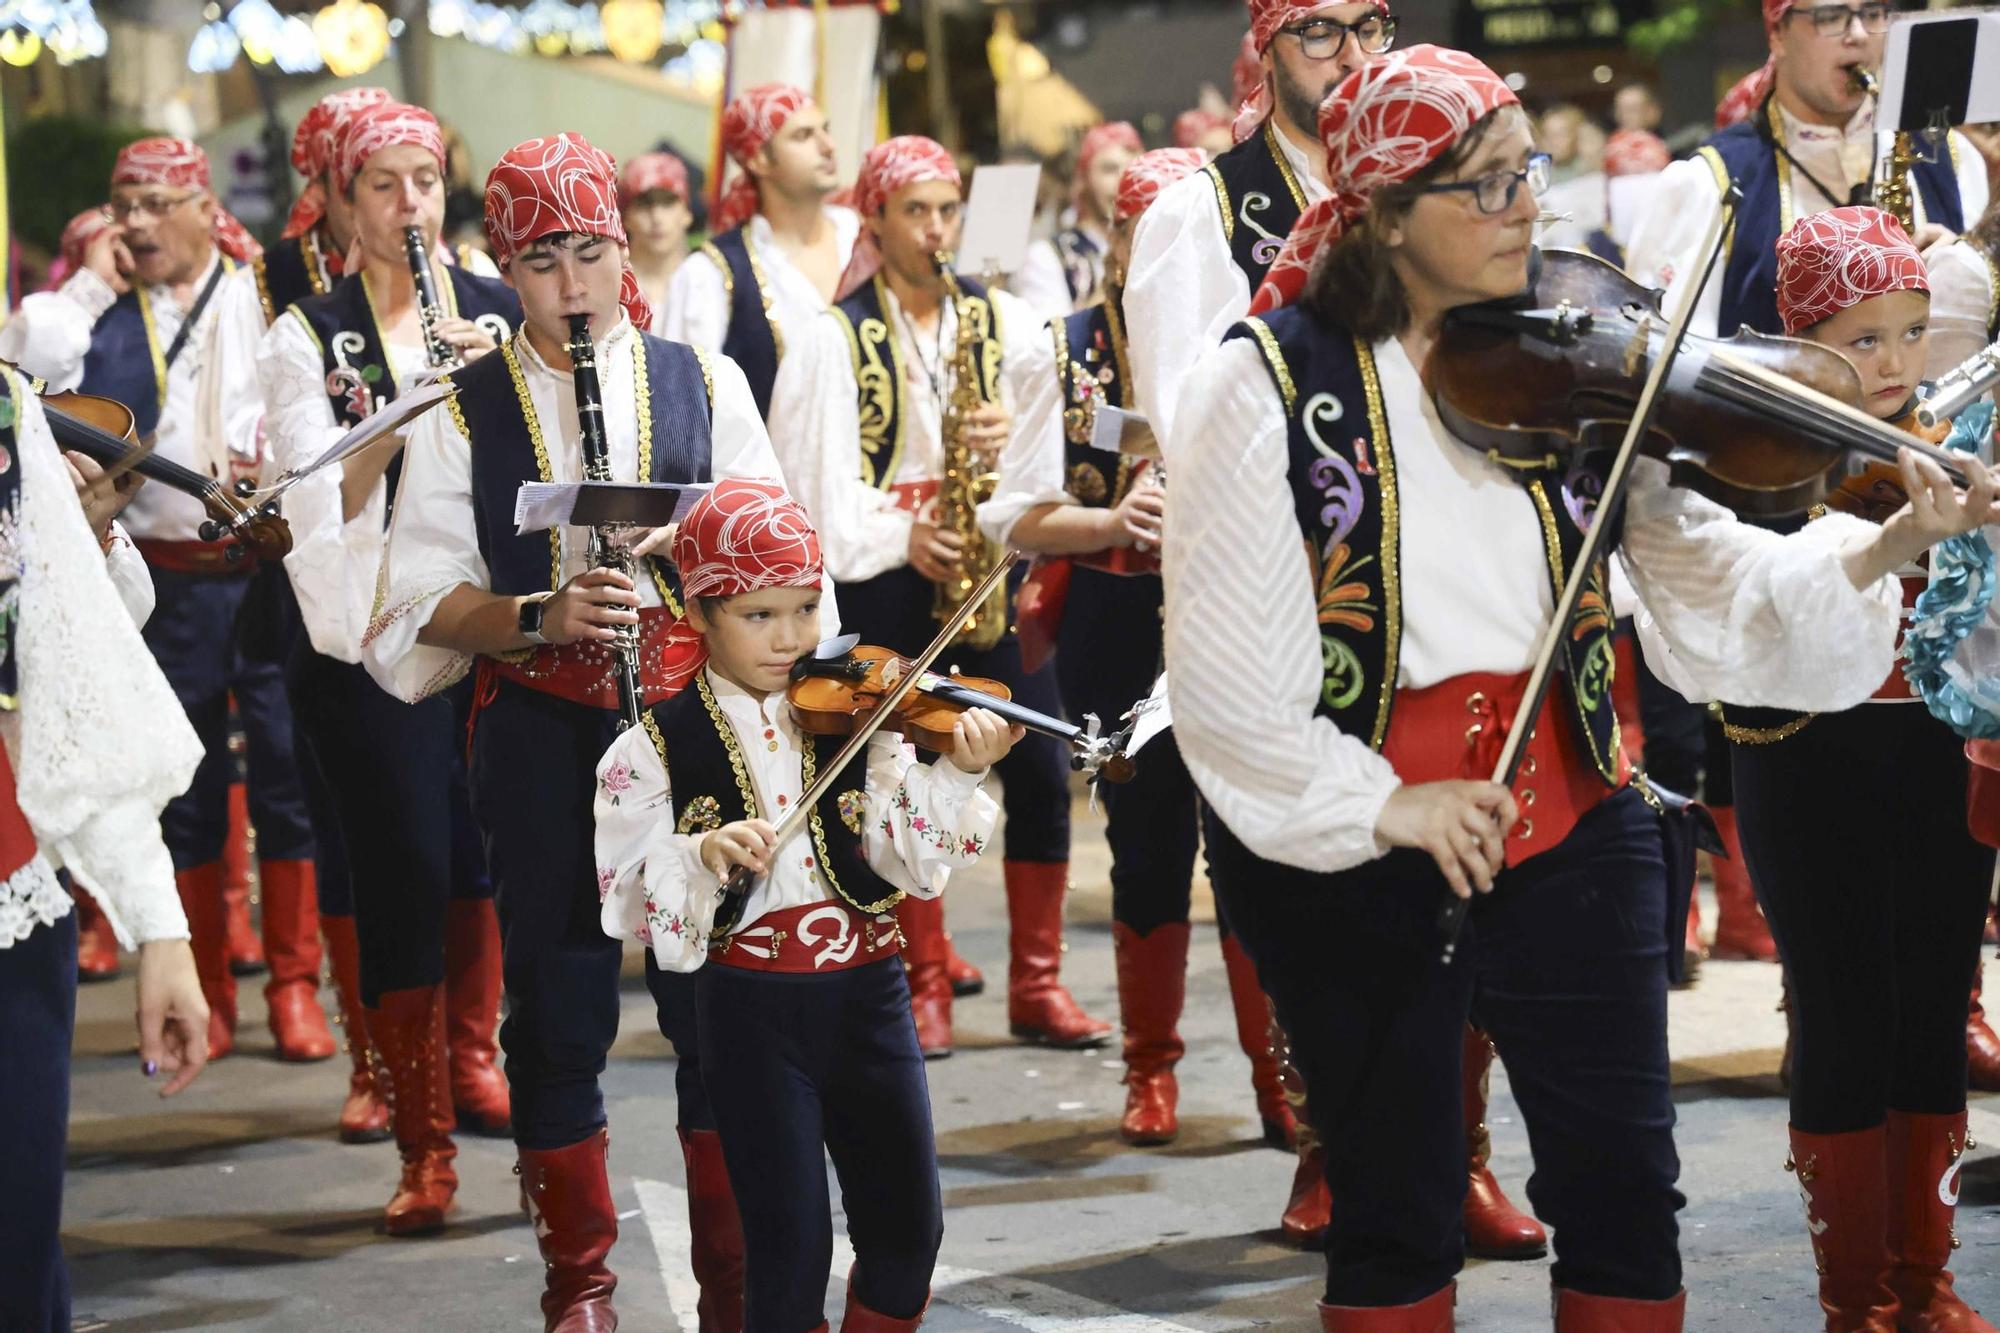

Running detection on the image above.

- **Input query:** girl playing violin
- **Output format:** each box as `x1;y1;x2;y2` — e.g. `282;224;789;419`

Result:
1717;206;1995;1332
1161;46;1994;1330
592;478;1018;1332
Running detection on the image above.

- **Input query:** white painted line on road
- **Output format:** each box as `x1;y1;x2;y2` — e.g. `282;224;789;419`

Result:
635;1177;1240;1333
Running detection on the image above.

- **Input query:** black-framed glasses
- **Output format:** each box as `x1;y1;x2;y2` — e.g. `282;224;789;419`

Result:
1787;2;1893;37
1417;152;1552;215
1276;14;1398;60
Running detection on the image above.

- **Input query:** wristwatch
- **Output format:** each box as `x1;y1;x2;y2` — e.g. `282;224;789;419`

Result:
518;593;552;646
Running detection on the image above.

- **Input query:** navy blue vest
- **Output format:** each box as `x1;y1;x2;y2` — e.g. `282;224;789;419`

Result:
450;330;714;603
644;674;902;916
698;228;783;420
1227;308;1622;779
1052;225;1103;307
77;257;234;439
1201;123;1309;290
828;275;1003;491
1050;298;1140;509
252;232;331;327
1700;100;1966;337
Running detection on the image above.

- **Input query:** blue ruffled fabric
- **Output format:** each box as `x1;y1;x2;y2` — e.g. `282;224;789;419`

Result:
1906;401;2000;738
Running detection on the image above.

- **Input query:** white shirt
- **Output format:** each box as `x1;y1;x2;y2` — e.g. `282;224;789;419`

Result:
1926;238;1997;382
766;284;1046;584
1;379;203;951
594;666;998;972
104;523;154;626
363;320;784;702
661;207;860;379
1160;334;1905;875
1625;102;1991;339
1125;123;1328;450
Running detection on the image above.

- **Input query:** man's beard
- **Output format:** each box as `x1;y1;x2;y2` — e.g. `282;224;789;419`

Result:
1274;63;1338;137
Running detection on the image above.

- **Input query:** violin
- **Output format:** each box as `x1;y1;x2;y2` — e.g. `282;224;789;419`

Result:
41;391;291;561
1425;249;1974;521
788;636;1137;783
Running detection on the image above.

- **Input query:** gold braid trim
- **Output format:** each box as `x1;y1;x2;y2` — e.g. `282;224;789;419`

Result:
1722;712;1816;745
695;674;761;819
500;336;564;593
1263;120;1307;211
803;735;902;914
1355;335;1400;751
1241;317;1297;413
1202;162;1234;242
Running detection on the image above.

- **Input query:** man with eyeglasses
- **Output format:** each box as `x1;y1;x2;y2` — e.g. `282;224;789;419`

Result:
1627;0;1988;342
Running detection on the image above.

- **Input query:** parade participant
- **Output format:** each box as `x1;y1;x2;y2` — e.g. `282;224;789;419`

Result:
595;478;1007;1332
663;84;856;417
620;151;694;332
0;368;210;1333
1721;208;1996;1331
258;99;520;1234
1163;45;1995;1327
1014;121;1143;320
1925;196;1998;379
767;134;1113;1059
365;130;781;1329
1124;0;1394;448
1;137;325;1067
1174;109;1234;158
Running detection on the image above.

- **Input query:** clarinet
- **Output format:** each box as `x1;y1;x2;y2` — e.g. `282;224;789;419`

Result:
566;313;643;732
403;226;455;369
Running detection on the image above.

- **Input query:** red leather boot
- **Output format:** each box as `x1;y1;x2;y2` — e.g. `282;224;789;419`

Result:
1552;1288;1687;1330
519;1129;619;1332
321;913;390;1144
1273;1015;1331;1246
898;895;953;1058
72;884;121;981
677;1128;745;1332
1113;920;1188;1145
1004;862;1113;1048
1786;1124;1900;1331
1462;1027;1547;1260
1885;1110;1994;1332
366;985;458;1236
260;859;335;1061
1219;934;1293;1149
176;862;237;1060
445;898;511;1135
1707;807;1777;962
839;1283;927;1331
1967;969;2000;1094
944;929;984;997
223;780;265;976
1317;1283;1454;1330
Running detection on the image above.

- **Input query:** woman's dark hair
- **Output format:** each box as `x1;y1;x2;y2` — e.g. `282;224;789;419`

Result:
1301;105;1516;342
1968;185;2000;269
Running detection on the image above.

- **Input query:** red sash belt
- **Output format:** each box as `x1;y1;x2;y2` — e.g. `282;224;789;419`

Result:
708;899;904;974
1870;574;1928;703
1382;671;1629;868
0;745;39;885
136;538;252;575
889;480;939;515
482;606;693;712
1074;546;1160;577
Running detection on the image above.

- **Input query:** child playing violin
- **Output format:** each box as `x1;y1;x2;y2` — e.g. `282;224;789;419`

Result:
592;477;1019;1332
1716;206;1996;1332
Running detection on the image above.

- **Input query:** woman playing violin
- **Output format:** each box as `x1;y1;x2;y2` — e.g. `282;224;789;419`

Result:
1160;45;1993;1330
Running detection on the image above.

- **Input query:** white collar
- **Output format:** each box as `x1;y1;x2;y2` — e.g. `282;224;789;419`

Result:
514;314;635;381
1776;94;1874;146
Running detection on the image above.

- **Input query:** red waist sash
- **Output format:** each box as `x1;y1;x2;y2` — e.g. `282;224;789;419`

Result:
708;899;904;974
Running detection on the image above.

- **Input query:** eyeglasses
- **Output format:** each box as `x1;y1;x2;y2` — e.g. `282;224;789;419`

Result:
103;192;198;224
1787;2;1893;37
1417;153;1552;215
1277;14;1398;60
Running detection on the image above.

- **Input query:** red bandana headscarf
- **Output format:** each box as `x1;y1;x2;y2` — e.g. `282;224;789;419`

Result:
1116;148;1210;223
714;83;817;234
1248;45;1517;316
110;137;262;263
834;135;962;302
1235;1;1393;144
619;152;690;212
1074;122;1143;214
1603;129;1671;177
1716;0;1791;130
282;85;392;239
1173;109;1230;152
332;101;445;197
484;133;654;331
1775;205;1928;334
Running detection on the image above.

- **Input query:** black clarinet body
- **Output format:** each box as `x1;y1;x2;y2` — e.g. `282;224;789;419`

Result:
565;314;643;731
403;226;455;369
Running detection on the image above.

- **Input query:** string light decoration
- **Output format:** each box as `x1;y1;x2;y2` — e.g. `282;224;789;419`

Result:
0;1;110;66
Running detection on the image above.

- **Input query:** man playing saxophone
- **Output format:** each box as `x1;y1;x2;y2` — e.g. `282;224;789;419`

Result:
768;135;1114;1059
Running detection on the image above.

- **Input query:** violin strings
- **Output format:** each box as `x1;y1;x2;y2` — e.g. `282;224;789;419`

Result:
1696;360;1971;483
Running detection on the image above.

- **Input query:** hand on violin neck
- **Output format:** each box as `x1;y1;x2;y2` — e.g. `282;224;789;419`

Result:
698;820;778;880
948;708;1022;774
65;450;138;543
1372;780;1518;900
1843;447;1997;589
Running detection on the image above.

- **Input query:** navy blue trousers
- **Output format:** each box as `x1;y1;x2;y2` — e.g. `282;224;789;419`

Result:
696;956;941;1331
0;910;77;1333
144;568;312;869
837;565;1068;864
1212;789;1683;1305
289;653;491;1003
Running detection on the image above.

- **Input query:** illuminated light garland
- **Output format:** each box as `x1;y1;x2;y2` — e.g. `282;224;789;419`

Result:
1;0;108;65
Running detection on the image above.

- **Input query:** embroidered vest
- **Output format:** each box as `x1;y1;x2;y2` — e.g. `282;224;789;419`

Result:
0;374;22;706
1052;225;1103;307
451;330;715;603
1201;122;1309;291
77;258;234;439
1699;100;1966;337
698;228;784;420
643;676;904;915
1051;298;1141;509
252;232;331;327
829;274;1004;491
1227;307;1623;777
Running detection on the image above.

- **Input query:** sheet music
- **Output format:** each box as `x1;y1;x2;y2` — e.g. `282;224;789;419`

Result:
956;163;1043;278
513;480;712;535
287;382;453;481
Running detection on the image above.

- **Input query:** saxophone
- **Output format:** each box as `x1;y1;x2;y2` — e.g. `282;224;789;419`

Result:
930;252;1009;651
1852;68;1919;231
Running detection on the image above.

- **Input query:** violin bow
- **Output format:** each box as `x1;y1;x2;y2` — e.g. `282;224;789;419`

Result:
710;549;1023;937
1436;186;1743;964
